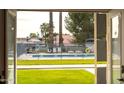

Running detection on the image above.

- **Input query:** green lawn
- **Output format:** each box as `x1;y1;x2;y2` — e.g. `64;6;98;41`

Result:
17;69;95;84
17;59;106;65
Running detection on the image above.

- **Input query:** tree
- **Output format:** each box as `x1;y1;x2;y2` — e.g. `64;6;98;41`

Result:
40;23;50;46
65;12;94;45
29;33;37;38
53;32;58;45
49;12;54;52
59;12;63;47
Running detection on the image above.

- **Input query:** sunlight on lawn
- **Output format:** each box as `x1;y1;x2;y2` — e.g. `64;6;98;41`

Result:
17;59;106;65
17;69;95;84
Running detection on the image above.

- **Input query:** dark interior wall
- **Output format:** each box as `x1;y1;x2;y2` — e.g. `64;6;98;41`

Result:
97;14;106;39
97;67;106;84
95;13;107;84
0;10;6;84
96;14;107;61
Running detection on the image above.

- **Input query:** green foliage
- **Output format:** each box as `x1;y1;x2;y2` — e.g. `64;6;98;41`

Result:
17;69;95;84
29;33;38;38
40;23;50;45
65;12;94;45
40;23;50;36
40;22;57;46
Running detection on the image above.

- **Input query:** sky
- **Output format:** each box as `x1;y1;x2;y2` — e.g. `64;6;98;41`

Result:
17;11;70;38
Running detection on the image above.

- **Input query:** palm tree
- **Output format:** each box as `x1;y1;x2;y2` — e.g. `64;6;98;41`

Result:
59;12;65;52
59;12;63;47
48;12;54;52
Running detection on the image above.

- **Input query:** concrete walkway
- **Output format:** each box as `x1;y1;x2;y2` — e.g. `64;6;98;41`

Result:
17;64;106;69
16;64;106;74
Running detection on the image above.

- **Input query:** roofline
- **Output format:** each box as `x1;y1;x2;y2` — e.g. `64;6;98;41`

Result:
17;9;111;13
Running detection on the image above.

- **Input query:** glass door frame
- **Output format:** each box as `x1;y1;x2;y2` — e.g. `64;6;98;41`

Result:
6;9;17;84
110;12;122;84
6;9;110;84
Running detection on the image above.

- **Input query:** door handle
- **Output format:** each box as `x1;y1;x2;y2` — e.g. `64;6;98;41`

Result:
121;65;124;73
117;78;124;82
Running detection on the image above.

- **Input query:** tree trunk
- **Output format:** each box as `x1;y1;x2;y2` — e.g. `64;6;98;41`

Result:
49;12;53;52
59;12;63;47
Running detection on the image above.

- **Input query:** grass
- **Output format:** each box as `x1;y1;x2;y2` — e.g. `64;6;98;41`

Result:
17;69;95;84
17;59;106;65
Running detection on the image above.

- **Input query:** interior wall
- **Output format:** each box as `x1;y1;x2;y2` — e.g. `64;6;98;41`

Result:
121;10;124;82
121;10;124;66
94;13;107;84
0;10;6;84
96;13;107;61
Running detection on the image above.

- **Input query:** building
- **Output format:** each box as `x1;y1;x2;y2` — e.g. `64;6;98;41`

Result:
17;34;86;54
17;37;43;57
0;9;124;84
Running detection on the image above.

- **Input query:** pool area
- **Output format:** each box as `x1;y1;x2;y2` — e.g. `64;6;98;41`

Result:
32;53;94;58
18;53;95;60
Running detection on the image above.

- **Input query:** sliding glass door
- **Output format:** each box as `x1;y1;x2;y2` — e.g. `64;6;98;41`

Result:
111;14;122;84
